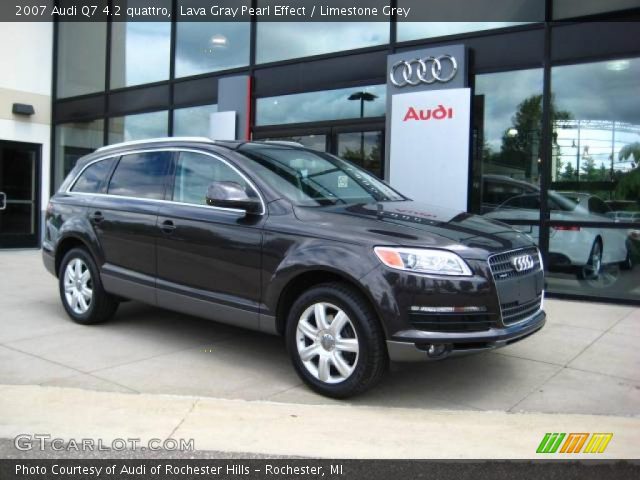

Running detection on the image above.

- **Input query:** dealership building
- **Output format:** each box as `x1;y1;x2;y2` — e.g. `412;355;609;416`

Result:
0;1;639;304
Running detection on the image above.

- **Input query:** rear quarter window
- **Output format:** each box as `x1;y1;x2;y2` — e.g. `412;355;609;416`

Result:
107;151;172;200
70;158;116;194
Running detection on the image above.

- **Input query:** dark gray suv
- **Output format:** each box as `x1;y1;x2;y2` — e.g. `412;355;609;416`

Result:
43;138;545;398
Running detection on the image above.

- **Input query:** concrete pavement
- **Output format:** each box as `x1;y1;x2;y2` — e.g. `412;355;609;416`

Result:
0;384;639;459
0;250;639;458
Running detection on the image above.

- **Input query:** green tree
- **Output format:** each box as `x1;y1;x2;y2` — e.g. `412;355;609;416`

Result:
498;95;571;177
613;142;640;201
619;141;640;167
561;162;576;180
580;156;597;181
615;168;640;200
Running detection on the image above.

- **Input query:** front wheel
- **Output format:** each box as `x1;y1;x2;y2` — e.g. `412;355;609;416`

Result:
58;248;119;324
286;283;387;398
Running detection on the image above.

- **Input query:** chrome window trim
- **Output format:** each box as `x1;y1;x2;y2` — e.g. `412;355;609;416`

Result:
65;147;266;216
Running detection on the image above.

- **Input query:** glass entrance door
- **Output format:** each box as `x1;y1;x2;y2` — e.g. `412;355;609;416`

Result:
0;141;41;248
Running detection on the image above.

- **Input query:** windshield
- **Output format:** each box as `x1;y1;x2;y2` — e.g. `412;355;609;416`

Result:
236;144;405;206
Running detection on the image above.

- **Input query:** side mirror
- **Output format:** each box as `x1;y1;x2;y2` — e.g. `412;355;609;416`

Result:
205;181;262;215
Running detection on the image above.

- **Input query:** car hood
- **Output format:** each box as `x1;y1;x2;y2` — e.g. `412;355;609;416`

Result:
293;201;536;260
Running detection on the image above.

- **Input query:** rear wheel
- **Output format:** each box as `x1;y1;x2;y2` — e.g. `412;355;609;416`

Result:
579;239;602;280
58;248;118;324
286;283;387;398
620;250;633;271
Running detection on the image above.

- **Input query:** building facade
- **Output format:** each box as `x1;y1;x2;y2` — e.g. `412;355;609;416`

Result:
0;22;52;249
1;1;640;304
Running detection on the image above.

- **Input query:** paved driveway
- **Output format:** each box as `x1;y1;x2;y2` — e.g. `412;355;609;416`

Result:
1;250;638;416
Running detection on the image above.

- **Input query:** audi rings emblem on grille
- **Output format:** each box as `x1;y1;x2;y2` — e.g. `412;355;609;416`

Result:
389;55;458;87
511;254;535;272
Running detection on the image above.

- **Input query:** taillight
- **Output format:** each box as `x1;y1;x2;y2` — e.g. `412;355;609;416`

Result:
553;225;580;231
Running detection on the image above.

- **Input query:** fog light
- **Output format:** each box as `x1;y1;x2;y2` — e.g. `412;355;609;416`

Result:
427;344;448;358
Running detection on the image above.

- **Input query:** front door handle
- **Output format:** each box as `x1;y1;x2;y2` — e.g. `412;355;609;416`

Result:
90;211;104;223
160;219;176;234
0;192;6;210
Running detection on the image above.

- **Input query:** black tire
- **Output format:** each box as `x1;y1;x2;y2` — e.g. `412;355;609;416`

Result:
58;247;119;325
578;239;603;280
285;282;387;398
620;250;633;271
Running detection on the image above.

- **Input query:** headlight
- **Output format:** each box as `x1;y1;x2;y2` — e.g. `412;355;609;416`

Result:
374;247;473;276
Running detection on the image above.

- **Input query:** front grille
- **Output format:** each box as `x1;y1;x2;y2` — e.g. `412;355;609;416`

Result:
488;246;541;281
409;313;497;333
501;295;542;325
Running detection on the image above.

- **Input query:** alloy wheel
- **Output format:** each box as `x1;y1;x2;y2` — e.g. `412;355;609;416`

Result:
584;242;602;279
63;258;93;314
295;302;359;384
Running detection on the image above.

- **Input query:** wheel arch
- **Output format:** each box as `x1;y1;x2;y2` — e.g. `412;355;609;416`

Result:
274;268;387;338
54;234;98;277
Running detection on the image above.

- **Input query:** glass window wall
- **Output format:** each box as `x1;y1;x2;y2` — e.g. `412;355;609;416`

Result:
108;111;168;144
56;23;106;98
396;0;541;42
256;22;388;63
110;1;171;88
472;68;544;221
176;22;250;77
553;0;640;19
173;104;218;137
256;86;385;126
546;57;640;301
54;120;105;189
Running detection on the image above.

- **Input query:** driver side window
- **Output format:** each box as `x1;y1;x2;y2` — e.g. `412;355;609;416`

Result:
172;151;250;206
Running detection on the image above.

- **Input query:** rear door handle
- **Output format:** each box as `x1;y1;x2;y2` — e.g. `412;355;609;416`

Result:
90;211;104;223
160;219;176;234
0;192;6;210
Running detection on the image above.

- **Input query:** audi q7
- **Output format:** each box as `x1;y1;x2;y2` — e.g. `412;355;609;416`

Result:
43;138;545;397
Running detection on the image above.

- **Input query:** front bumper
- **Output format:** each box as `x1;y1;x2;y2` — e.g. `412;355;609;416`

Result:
386;309;546;362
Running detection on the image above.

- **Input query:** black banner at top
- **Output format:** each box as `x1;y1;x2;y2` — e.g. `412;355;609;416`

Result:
3;0;549;22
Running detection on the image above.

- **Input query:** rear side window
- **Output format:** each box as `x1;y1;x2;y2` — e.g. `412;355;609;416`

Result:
108;151;171;200
70;158;116;193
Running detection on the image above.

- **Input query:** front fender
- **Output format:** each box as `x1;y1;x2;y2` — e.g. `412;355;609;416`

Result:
261;234;378;316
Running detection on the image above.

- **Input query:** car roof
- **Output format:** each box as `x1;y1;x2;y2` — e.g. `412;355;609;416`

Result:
92;137;307;156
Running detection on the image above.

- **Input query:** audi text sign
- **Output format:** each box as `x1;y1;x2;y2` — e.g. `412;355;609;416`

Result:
388;88;471;211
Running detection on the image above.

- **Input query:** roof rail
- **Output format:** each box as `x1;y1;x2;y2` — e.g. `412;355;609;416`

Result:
95;137;215;153
262;140;305;147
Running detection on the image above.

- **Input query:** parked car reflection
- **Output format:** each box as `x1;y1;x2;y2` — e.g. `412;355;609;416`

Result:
482;175;630;279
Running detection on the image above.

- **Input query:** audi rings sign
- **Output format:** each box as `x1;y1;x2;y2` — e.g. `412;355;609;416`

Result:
389;55;458;87
385;45;471;211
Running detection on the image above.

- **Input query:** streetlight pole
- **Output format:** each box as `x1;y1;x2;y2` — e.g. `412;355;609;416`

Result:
348;91;378;161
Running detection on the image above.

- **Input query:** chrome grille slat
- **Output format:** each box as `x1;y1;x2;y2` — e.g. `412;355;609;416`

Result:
488;246;541;280
501;295;542;325
408;313;498;333
488;247;543;326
